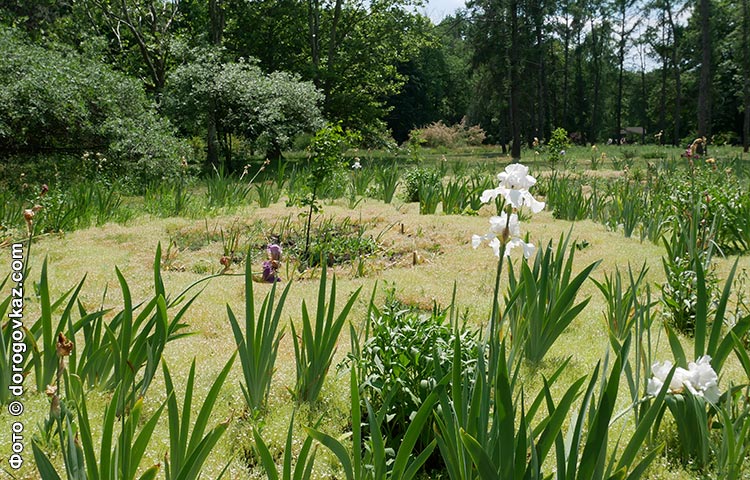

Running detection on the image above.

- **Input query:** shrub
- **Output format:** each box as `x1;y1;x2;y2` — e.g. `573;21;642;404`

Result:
547;127;571;167
164;49;324;160
402;167;442;203
408;119;486;148
0;26;187;187
356;288;479;461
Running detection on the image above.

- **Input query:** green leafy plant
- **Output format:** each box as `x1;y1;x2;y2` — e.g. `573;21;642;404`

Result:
433;333;582;480
544;173;590;221
661;199;720;334
418;181;441;214
292;263;361;403
375;162;400;204
71;244;202;408
33;372;165;480
300;123;360;259
227;255;291;413
255;181;282;208
356;288;479;458
24;257;88;393
441;178;469;215
205;164;253;209
162;355;235;480
144;180;195;218
306;356;440;480
252;411;318;480
75;377;164;480
592;262;650;341
0;276;14;405
547;127;571;168
664;258;750;377
553;346;670;480
402;167;441;203
504;233;599;364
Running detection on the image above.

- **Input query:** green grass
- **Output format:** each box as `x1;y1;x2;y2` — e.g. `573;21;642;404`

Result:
1;145;749;479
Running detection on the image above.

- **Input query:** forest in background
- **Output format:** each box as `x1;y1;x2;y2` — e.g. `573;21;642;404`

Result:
1;0;749;178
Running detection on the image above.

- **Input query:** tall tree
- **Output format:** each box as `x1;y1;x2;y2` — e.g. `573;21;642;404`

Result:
697;0;712;137
509;0;522;158
80;0;180;96
743;0;750;151
614;0;640;142
665;0;684;145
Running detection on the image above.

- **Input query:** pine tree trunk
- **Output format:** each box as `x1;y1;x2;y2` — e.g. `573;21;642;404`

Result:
697;0;712;137
510;0;522;159
743;0;750;152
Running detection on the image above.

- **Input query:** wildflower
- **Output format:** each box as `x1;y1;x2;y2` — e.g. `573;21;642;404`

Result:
560;149;566;156
40;184;49;196
219;255;231;269
647;355;720;403
23;205;42;234
262;260;281;282
47;385;61;418
472;213;535;258
268;244;282;262
480;164;545;213
592;144;597;151
180;156;188;168
262;243;282;282
56;332;74;357
706;157;715;165
352;159;362;169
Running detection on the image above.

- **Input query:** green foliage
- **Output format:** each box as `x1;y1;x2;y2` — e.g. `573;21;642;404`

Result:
544;173;591;221
69;244;202;408
24;257;88;394
72;376;164;480
204;165;253;209
252;411;318;480
715;385;750;479
29;181;134;233
505;234;599;364
164;50;324;159
0;27;187;186
592;262;651;341
440;178;470;214
661;199;719;334
664;259;750;376
356;289;479;457
402;167;442;203
658;165;750;253
291;263;361;404
144;179;195;218
0;278;13;405
306;124;361;191
227;257;291;414
300;124;361;258
306;359;440;480
547;128;571;167
162;356;235;480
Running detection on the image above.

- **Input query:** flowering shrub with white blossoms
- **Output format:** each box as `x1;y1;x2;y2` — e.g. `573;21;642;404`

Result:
473;163;545;258
647;355;720;403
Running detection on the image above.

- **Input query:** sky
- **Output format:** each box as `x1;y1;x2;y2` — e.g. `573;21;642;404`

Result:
420;0;465;23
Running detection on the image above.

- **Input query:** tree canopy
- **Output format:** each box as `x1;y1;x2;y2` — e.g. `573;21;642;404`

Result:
1;0;749;164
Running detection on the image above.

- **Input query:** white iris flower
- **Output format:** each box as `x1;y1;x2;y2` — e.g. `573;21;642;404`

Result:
471;213;536;258
480;164;545;213
647;355;720;404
